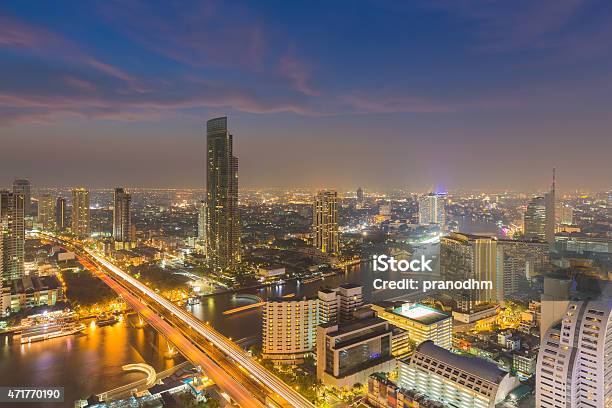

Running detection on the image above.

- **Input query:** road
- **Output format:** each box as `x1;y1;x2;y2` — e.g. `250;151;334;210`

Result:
42;232;314;408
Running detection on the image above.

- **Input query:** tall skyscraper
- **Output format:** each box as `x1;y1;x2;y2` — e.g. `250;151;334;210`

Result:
495;239;549;299
1;190;25;281
55;197;66;230
536;301;612;407
356;187;364;203
71;188;90;238
418;192;446;227
524;196;547;241
313;190;339;254
197;200;207;255
12;179;31;216
206;116;240;272
37;194;56;230
113;187;132;249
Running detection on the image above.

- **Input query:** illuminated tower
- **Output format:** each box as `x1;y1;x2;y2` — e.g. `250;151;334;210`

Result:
543;168;556;245
113;187;132;249
524;197;546;241
206;117;240;272
313;190;339;254
37;194;56;230
0;190;25;281
12;179;31;216
55;197;66;230
197;200;207;255
71;188;90;238
418;193;446;228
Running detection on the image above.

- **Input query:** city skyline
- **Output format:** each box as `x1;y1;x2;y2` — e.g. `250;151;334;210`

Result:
1;1;611;190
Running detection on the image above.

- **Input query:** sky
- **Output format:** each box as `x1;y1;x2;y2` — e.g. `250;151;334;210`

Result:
1;0;611;192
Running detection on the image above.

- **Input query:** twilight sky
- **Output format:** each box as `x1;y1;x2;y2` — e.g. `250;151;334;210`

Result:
1;0;611;192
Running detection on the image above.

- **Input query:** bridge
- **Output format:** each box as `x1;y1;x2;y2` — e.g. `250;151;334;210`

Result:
38;232;314;408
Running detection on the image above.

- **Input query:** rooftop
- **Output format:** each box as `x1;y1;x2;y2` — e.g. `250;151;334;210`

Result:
390;303;450;325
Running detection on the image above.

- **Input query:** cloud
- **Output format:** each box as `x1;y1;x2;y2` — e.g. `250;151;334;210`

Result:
279;53;320;96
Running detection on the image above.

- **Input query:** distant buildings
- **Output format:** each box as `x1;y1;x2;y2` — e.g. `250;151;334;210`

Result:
37;194;55;230
71;188;90;238
356;187;364;204
313;190;339;254
316;317;396;388
113;187;133;249
12;179;31;216
398;341;520;408
524;196;547;241
371;302;452;349
496;239;549;299
1;190;25;281
418;193;446;228
536;301;612;408
262;297;319;363
196;200;206;255
55;197;66;231
206;117;240;272
2;275;61;313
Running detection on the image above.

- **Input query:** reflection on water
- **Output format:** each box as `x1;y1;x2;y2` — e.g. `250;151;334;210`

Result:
0;314;183;405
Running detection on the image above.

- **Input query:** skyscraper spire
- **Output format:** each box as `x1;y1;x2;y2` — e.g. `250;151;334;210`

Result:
552;167;556;193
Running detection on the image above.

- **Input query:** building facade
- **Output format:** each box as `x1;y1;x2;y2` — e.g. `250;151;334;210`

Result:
37;194;55;230
71;188;90;238
55;197;66;230
313;190;339;254
418;193;446;227
206;117;240;272
12;179;31;216
113;187;132;249
1;190;25;282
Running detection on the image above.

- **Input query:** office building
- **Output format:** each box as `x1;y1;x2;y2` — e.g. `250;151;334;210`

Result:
398;341;520;408
372;302;452;349
12;179;31;216
71;188;90;238
558;203;573;225
262;297;319;363
440;233;498;303
317;318;396;388
55;197;66;230
113;187;132;249
356;187;364;204
524;196;547;241
338;283;363;323
313;190;339;254
495;239;549;299
418;193;446;227
536;301;612;408
1;191;25;282
37;194;55;230
206;116;240;272
318;287;339;325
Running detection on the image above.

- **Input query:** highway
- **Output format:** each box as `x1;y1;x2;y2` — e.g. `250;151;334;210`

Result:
41;232;314;408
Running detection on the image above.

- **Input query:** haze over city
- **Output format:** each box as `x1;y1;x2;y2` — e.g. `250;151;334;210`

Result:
1;1;612;190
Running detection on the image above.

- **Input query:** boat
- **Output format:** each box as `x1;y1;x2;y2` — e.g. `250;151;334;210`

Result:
20;322;85;344
96;315;119;327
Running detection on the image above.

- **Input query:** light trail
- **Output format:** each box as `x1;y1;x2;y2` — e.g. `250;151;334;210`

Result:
83;248;314;408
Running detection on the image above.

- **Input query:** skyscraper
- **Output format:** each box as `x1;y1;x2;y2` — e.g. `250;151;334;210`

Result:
495;239;549;299
313;190;339;254
55;197;66;231
356;187;364;203
206;116;240;272
1;190;25;281
523;196;546;241
536;301;612;407
113;187;132;249
12;179;31;216
418;192;446;227
37;194;56;230
71;188;90;238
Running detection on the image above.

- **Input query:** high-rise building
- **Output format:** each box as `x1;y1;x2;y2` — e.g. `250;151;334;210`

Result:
371;302;452;349
55;197;66;231
536;301;612;408
71;188;90;238
262;297;319;363
356;187;364;203
398;341;519;408
37;194;55;230
317;318;396;388
524;196;546;241
418;192;446;227
440;233;497;304
495;239;549;299
318;287;339;325
196;200;207;255
113;187;132;249
337;283;363;323
206;116;240;272
1;191;25;281
558;203;573;225
12;179;31;216
313;190;339;254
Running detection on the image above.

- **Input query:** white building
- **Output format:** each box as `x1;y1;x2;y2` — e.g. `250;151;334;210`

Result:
399;341;519;408
536;300;612;408
418;193;446;227
262;297;319;363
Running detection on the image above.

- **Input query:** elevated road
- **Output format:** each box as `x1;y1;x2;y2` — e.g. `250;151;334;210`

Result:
40;232;314;408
